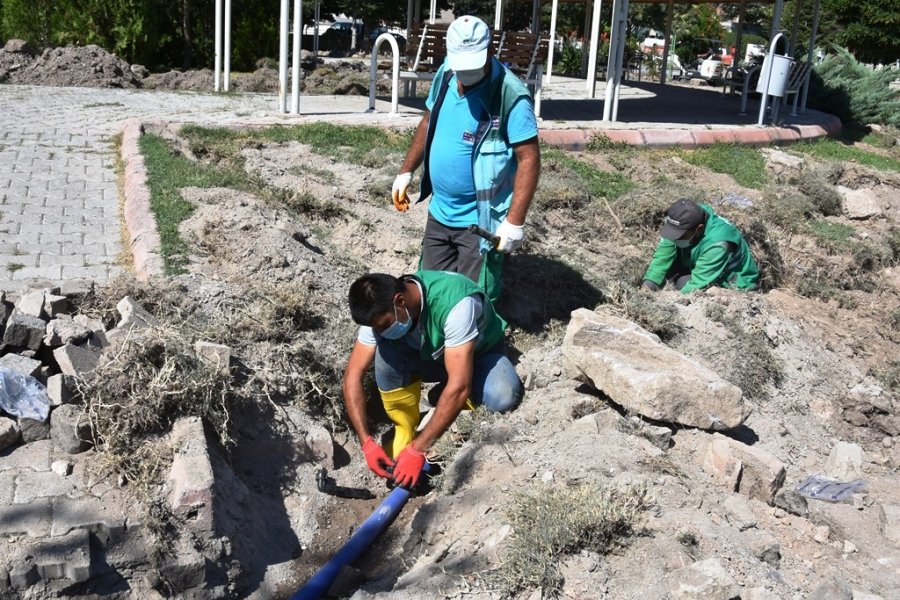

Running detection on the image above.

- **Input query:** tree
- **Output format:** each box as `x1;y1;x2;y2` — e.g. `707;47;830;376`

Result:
821;0;900;65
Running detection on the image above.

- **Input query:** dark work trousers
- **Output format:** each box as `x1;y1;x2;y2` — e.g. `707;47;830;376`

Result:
420;213;485;284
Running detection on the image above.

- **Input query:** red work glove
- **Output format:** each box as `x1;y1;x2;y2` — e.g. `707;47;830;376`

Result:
392;445;426;488
362;437;394;478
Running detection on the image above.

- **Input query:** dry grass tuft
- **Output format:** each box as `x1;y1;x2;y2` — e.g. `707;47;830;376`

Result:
489;482;650;596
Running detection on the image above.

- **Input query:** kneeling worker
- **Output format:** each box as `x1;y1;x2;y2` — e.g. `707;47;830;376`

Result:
342;271;522;488
642;198;760;293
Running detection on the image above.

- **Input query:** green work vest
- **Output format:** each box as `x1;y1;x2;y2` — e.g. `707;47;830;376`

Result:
413;270;507;361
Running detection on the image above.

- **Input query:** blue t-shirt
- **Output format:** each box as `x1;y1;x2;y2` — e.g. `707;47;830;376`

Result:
424;59;538;227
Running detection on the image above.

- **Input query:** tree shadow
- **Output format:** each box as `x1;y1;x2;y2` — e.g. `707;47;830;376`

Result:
497;252;605;333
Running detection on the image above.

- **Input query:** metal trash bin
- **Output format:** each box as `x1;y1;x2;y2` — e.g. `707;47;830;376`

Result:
756;52;792;97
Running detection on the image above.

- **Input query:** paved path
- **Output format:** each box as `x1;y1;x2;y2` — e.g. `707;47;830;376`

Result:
0;82;838;293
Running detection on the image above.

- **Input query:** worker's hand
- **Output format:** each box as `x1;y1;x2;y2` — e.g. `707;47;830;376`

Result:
391;172;413;212
362;437;394;478
641;279;660;292
392;444;426;488
496;219;525;253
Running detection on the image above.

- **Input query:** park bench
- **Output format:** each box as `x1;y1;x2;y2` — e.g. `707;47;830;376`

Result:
725;59;811;117
497;32;548;117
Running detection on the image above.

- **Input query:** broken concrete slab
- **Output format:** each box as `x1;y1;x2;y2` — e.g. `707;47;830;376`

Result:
51;497;127;541
837;186;883;220
50;404;91;454
824;441;864;481
27;528;91;585
762;148;805;182
0;439;51;472
2;310;47;350
667;558;740;600
195;340;231;372
0;352;42;377
43;316;92;347
19;417;50;443
563;308;750;430
0;498;52;537
53;344;100;376
702;434;786;504
13;468;77;503
43;294;68;318
159;535;206;592
116;296;158;329
723;494;758;531
0;416;20;451
46;374;71;406
16;290;47;319
73;314;108;349
167;416;214;535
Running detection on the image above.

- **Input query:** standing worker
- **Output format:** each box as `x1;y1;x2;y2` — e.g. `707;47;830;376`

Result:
342;271;522;489
642;198;760;293
390;15;541;302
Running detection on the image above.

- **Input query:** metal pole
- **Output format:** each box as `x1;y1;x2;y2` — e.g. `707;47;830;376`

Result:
586;0;603;96
408;0;414;34
291;0;301;113
214;0;222;91
602;0;623;120
531;0;540;33
314;0;321;56
547;0;559;83
789;0;803;55
581;0;591;77
279;0;289;113
223;0;231;91
800;0;821;112
611;0;628;121
429;0;436;24
770;0;784;40
660;0;673;84
494;0;503;30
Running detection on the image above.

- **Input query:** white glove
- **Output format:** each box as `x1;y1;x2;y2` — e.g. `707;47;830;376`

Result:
391;172;413;212
496;219;525;253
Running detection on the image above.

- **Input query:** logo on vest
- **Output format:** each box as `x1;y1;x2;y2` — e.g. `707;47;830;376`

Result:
462;131;476;143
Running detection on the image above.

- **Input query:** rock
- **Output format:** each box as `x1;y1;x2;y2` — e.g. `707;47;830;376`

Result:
814;525;831;544
762;148;805;182
304;424;335;468
43;294;68;317
116;296;158;329
50;404;92;454
637;422;673;450
563;308;750;430
51;460;74;476
130;63;149;78
194;341;231;372
46;374;72;406
774;489;808;516
159;535;206;592
73;315;108;348
879;504;900;547
824;441;863;480
702;434;786;504
167;417;215;536
3;310;47;350
837;186;883;219
749;532;781;566
0;352;42;377
3;39;34;54
43;316;92;347
723;495;757;531
808;577;853;600
0;416;21;451
53;344;100;376
16;290;46;318
18;529;91;585
19;417;50;442
668;558;740;600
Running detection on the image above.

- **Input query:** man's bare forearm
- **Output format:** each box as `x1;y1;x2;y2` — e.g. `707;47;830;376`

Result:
506;137;541;225
400;113;430;174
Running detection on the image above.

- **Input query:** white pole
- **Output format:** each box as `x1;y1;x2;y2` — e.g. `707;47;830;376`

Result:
586;0;602;96
214;0;222;91
291;0;301;113
223;0;232;91
279;0;289;113
800;0;821;112
314;0;321;56
429;0;436;24
660;0;673;84
494;0;503;30
611;0;628;121
602;0;624;120
547;0;559;83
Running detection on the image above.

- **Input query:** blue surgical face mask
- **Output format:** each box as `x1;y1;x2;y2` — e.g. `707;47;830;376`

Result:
674;239;693;249
381;304;412;340
455;68;486;87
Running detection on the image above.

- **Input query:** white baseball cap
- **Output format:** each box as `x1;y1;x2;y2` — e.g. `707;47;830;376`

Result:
446;16;491;71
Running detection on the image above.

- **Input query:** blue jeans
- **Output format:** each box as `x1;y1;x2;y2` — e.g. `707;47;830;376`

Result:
374;340;522;412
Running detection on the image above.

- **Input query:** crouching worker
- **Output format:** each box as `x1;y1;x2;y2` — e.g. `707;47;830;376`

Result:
642;198;760;293
342;271;523;488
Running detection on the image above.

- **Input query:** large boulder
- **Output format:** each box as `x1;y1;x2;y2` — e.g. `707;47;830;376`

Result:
562;308;751;430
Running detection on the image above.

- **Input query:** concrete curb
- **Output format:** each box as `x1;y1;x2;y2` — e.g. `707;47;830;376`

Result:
539;114;843;151
120;119;164;281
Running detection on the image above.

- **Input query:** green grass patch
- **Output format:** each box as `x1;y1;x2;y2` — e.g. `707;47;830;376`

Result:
681;143;767;189
809;220;855;251
490;482;649;596
140;133;251;274
793;138;900;173
257;123;412;165
538;147;635;210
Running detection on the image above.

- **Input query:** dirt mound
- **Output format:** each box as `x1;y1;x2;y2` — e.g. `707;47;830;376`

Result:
2;43;143;88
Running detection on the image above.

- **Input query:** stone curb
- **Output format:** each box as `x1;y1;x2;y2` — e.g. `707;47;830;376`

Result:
120;119;164;281
538;114;843;150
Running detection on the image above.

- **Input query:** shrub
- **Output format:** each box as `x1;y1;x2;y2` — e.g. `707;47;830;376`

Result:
808;47;900;129
794;169;842;216
742;219;785;290
490;482;650;596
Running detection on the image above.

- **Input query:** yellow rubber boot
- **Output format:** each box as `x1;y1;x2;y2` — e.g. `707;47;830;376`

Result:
380;380;422;457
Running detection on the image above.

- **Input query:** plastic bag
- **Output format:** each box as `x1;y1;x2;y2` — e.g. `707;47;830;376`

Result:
716;192;754;210
795;475;867;503
0;367;50;421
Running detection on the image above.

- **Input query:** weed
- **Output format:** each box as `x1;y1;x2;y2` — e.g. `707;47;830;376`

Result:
489;482;650;596
682;144;768;189
809;220;855;252
676;531;698;547
603;281;683;341
887;228;900;263
704;305;783;402
539;147;635;209
607;179;700;236
6;262;24;273
586;133;631;153
794;169;842;216
792;138;900;173
742;219;784;290
257;123;412;164
795;265;857;308
758;189;814;234
287;164;337;185
873;361;900;394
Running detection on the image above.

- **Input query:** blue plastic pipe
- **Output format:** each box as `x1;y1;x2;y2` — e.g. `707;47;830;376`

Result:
291;464;429;600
